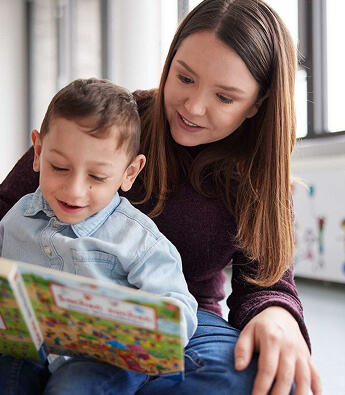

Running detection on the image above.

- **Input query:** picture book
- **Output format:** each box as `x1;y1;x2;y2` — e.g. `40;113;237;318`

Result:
0;257;184;380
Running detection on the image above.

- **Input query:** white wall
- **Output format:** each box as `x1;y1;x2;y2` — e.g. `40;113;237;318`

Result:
0;0;28;183
292;136;345;283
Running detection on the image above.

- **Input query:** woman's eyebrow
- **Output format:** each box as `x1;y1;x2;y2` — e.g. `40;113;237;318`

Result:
215;84;246;95
176;59;246;95
176;60;197;76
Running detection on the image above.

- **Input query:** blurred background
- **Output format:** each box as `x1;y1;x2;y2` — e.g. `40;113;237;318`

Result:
1;0;344;393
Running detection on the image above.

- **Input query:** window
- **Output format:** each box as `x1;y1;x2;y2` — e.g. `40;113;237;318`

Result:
266;0;308;139
28;0;101;131
299;0;345;137
326;1;345;133
27;0;345;139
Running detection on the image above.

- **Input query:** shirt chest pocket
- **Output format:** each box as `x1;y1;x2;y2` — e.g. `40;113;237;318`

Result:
71;249;120;280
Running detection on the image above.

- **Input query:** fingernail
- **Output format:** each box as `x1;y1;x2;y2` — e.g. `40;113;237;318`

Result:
235;357;245;369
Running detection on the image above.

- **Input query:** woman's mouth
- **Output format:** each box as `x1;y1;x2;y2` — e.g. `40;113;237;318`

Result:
181;115;199;127
177;113;203;132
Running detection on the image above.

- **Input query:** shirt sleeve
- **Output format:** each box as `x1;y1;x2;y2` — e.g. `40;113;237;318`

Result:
227;250;311;352
0;147;39;220
126;237;198;347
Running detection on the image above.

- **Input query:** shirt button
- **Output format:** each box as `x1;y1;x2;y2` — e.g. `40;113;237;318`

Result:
44;246;52;255
53;220;60;227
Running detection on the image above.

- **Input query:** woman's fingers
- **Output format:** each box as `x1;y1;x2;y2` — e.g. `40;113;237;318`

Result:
310;359;322;395
270;354;296;395
293;357;311;395
235;307;322;395
251;328;281;395
234;324;255;370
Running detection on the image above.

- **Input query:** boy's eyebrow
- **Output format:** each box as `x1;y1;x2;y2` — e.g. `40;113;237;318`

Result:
176;59;246;95
49;148;113;168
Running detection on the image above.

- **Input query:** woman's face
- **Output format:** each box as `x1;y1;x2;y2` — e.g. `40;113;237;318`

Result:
164;31;260;146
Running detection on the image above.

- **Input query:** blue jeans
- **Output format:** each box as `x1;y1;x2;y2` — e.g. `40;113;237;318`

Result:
2;310;291;394
43;310;259;394
136;310;258;394
0;355;50;395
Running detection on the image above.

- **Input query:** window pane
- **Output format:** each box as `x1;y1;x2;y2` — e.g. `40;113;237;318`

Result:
326;0;345;132
31;0;57;131
73;0;102;79
189;0;203;10
265;1;307;138
30;0;102;131
110;0;162;91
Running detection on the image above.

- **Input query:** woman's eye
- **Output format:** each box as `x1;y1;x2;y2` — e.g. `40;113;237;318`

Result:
51;164;67;172
90;175;107;183
177;74;193;84
216;94;233;104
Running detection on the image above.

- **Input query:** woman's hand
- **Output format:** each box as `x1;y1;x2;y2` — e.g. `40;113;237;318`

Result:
234;306;322;395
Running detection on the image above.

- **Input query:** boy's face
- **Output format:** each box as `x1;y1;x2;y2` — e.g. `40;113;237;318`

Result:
31;118;145;224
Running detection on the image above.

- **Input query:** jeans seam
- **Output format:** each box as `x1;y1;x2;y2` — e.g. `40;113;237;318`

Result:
185;353;204;370
98;369;124;394
136;375;151;391
98;369;148;395
8;358;24;395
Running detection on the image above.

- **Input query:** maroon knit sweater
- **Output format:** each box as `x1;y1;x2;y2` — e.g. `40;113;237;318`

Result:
0;94;311;350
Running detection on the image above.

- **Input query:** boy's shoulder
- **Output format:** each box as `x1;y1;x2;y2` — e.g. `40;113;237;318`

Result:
111;196;161;238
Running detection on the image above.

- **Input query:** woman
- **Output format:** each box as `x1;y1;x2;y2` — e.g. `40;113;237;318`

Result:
0;0;321;394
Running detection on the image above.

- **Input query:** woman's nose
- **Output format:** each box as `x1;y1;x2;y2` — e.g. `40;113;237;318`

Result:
184;91;207;116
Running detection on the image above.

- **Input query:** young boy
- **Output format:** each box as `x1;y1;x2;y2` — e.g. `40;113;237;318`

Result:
0;78;197;392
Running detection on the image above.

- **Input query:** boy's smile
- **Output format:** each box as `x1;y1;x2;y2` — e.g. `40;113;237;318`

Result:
31;118;136;224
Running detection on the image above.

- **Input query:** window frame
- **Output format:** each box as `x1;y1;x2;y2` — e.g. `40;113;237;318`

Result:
299;0;345;139
26;0;345;140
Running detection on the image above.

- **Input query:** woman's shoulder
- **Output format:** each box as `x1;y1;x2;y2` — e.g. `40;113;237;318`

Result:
0;146;39;220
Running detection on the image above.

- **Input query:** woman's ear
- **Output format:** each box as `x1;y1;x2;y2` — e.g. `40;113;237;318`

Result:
31;129;42;173
120;154;146;192
246;91;270;119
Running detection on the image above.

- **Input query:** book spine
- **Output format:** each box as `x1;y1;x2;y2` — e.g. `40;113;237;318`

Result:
8;267;48;363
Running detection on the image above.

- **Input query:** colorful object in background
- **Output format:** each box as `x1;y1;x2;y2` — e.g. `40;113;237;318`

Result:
317;217;326;270
309;185;315;197
304;229;315;261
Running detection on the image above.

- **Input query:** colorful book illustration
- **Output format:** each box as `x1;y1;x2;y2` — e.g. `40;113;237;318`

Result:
0;258;184;380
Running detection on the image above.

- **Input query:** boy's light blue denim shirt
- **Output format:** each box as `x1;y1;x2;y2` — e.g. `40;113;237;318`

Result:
0;187;197;346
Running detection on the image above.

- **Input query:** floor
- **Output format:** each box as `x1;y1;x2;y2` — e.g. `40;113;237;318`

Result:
220;269;345;395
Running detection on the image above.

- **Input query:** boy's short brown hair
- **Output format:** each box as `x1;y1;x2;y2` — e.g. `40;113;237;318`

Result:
40;78;141;162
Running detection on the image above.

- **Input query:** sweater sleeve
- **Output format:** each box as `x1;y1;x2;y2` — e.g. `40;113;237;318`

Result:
227;252;311;352
0;147;39;220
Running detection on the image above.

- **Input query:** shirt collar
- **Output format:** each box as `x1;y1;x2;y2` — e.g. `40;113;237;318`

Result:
24;187;121;237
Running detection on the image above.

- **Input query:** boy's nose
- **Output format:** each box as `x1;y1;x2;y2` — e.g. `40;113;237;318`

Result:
62;175;87;204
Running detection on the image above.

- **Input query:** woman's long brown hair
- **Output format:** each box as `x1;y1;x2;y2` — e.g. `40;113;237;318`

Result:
138;0;297;287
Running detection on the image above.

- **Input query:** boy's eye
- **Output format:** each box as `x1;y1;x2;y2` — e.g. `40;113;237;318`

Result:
51;164;67;172
216;93;233;104
177;74;193;84
90;175;107;183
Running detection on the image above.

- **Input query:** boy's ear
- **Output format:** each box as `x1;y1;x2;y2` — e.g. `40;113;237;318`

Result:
31;129;42;173
120;154;146;192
